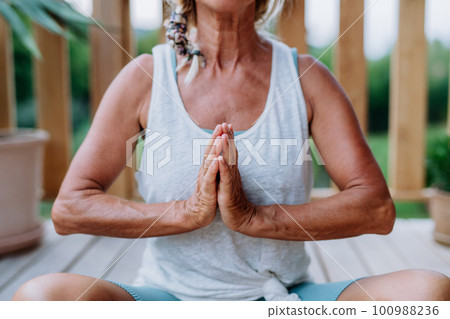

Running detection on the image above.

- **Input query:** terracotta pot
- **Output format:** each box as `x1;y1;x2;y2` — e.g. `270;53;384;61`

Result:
429;188;450;246
0;129;49;254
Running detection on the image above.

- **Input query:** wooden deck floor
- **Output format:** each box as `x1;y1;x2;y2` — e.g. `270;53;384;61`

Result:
0;219;449;300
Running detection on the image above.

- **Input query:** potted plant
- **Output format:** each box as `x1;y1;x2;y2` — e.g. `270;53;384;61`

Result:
426;136;450;246
0;130;49;254
0;0;89;254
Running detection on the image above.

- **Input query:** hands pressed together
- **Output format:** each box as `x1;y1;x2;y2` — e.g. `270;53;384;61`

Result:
184;123;257;233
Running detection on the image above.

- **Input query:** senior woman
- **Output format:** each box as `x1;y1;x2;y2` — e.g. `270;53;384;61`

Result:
13;0;449;301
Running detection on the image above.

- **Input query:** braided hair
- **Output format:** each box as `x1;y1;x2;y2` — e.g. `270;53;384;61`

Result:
165;5;205;84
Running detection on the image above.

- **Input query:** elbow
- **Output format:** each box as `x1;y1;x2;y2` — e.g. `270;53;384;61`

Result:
374;195;396;235
51;197;76;236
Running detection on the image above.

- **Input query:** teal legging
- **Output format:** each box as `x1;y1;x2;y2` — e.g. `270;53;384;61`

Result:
108;279;361;301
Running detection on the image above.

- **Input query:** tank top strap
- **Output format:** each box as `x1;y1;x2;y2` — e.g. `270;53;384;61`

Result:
146;44;180;130
291;47;299;75
269;39;309;141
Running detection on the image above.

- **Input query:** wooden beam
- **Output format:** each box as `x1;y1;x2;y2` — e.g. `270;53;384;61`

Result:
389;188;433;202
0;17;16;128
159;0;170;44
34;25;72;198
335;0;367;134
91;0;134;115
91;0;135;199
277;0;307;53
388;0;427;191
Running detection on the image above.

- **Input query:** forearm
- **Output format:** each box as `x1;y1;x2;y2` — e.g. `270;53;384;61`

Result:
52;191;193;238
245;187;395;241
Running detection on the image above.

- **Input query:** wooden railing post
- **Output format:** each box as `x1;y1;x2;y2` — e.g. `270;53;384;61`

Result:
91;0;134;114
388;0;427;198
159;0;170;44
0;17;16;129
335;0;367;134
277;0;307;53
34;25;72;198
91;0;135;199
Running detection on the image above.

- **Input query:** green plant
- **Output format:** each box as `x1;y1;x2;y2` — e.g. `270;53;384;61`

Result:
426;136;450;192
0;0;90;58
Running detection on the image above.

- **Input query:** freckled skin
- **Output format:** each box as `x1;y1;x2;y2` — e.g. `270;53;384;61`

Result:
11;0;450;301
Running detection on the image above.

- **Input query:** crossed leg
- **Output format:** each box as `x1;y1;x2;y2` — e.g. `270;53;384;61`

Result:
338;269;450;301
12;269;450;301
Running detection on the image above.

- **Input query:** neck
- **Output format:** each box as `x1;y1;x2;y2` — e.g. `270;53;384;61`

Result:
192;3;262;69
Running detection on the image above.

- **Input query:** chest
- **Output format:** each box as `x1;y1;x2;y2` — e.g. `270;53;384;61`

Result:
177;68;271;131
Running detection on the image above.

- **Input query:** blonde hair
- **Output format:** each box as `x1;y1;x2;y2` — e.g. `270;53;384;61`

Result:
165;0;286;84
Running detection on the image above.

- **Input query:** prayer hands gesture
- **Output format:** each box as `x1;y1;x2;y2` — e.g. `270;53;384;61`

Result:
184;123;256;232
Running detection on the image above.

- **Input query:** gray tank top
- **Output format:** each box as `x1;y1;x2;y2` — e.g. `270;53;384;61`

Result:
133;38;313;301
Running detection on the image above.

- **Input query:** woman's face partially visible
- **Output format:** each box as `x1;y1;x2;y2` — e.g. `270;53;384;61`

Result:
195;0;255;14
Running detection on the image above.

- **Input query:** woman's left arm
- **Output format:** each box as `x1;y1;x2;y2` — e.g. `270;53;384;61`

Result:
219;56;395;241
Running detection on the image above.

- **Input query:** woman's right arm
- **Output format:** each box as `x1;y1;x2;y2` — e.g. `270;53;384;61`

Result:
52;55;219;238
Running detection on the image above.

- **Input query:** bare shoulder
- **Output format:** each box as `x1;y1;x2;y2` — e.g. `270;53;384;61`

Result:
109;54;154;92
297;53;348;122
106;53;154;128
121;53;154;79
297;53;341;97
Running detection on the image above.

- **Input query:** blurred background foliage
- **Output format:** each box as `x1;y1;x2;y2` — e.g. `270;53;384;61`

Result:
0;0;90;57
9;27;448;219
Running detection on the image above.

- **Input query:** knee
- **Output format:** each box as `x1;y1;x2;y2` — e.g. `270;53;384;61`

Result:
400;270;450;301
12;273;70;301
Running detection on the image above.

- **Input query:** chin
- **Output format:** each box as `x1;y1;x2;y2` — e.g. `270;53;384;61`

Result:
196;0;255;14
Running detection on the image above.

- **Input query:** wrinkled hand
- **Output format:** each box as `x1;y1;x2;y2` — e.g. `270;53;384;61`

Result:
216;123;257;233
184;125;223;229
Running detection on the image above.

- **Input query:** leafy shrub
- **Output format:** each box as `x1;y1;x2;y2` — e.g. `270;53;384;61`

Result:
426;136;450;192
